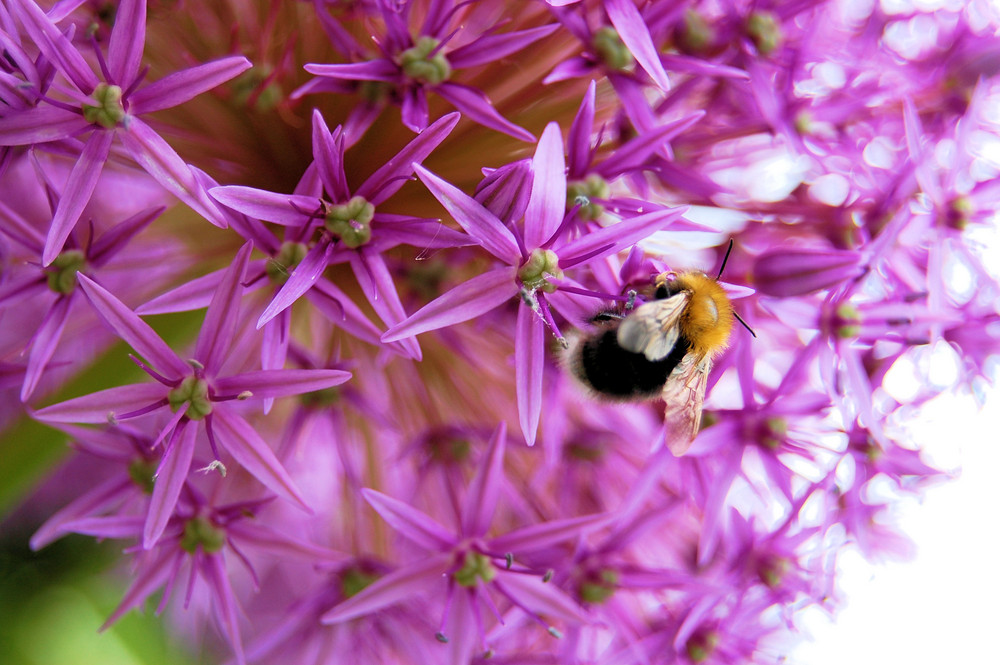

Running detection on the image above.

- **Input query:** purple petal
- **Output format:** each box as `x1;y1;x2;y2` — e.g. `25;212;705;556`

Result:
195;242;251;375
444;586;478;665
203;554;247;665
515;306;544;447
401;86;429;133
605;0;670;90
56;515;145;539
227;521;343;561
321;553;451;624
213;368;351;399
307;278;385;347
303;59;399;81
42;130;113;265
143;421;196;549
33;382;167;423
435;82;534;142
21;295;72;400
413;164;520;263
0;196;46;252
77;273;190;379
361;488;456;551
753;247;865;297
11;0;99;92
903;97;944;205
447;24;558;69
0;106;88;146
101;548;177;629
349;250;422;359
381;266;518;342
568;81;596;177
597;113;703;178
310;110;350;203
107;0;145;86
524;122;566;249
460;422;507;537
371;216;474;249
474;159;533;225
660;53;749;79
257;239;333;328
558;207;688;268
211;409;311;512
129;56;252;115
209;186;317;227
543;56;594;85
120;117;229;228
489;513;612;553
89;206;166;266
135;266;227;314
30;476;132;550
356;112;459;205
495;573;589;623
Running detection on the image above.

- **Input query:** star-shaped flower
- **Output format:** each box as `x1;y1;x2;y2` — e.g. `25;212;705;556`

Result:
35;242;352;548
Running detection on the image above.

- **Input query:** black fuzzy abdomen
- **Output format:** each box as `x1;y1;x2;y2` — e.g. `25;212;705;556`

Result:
577;329;690;399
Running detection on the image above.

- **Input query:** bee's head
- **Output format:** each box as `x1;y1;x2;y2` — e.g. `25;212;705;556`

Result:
654;270;709;300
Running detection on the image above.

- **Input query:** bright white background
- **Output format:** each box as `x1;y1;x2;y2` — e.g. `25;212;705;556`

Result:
793;371;1000;664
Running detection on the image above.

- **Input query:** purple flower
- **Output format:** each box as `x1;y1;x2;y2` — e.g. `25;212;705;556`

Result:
383;121;686;443
0;164;165;400
62;491;342;665
299;0;555;141
210;110;464;360
0;0;251;263
321;424;605;663
34;242;352;547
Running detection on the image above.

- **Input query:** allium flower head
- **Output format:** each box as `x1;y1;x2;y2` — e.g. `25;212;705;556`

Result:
5;1;995;664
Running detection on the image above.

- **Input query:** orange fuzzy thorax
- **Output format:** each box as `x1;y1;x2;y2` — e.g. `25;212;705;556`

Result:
674;272;734;359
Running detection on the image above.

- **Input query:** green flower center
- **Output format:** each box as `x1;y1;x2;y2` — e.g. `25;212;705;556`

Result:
127;458;156;494
359;80;391;104
565;441;604;462
266;241;309;284
678;10;716;54
340;566;379;598
948;196;973;231
579;568;619;604
517;249;563;294
454;551;496;587
430;437;471;464
82;83;126;129
300;386;341;409
685;630;720;663
325;196;374;248
567;175;610;221
46;249;87;294
757;555;789;589
835;303;861;339
592;27;634;72
230;66;283;112
180;516;226;554
761;417;787;450
746;11;782;56
399;37;452;85
168;375;213;420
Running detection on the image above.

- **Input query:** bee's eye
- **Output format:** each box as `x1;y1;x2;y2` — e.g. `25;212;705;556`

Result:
654;272;680;299
656;281;681;299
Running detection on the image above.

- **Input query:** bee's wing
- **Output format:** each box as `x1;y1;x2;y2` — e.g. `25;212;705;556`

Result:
616;292;689;361
661;354;711;455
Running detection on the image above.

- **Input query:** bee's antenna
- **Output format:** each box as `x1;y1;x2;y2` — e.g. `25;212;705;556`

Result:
734;311;757;338
717;239;735;279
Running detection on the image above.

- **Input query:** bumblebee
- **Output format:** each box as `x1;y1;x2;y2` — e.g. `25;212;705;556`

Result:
570;247;751;455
